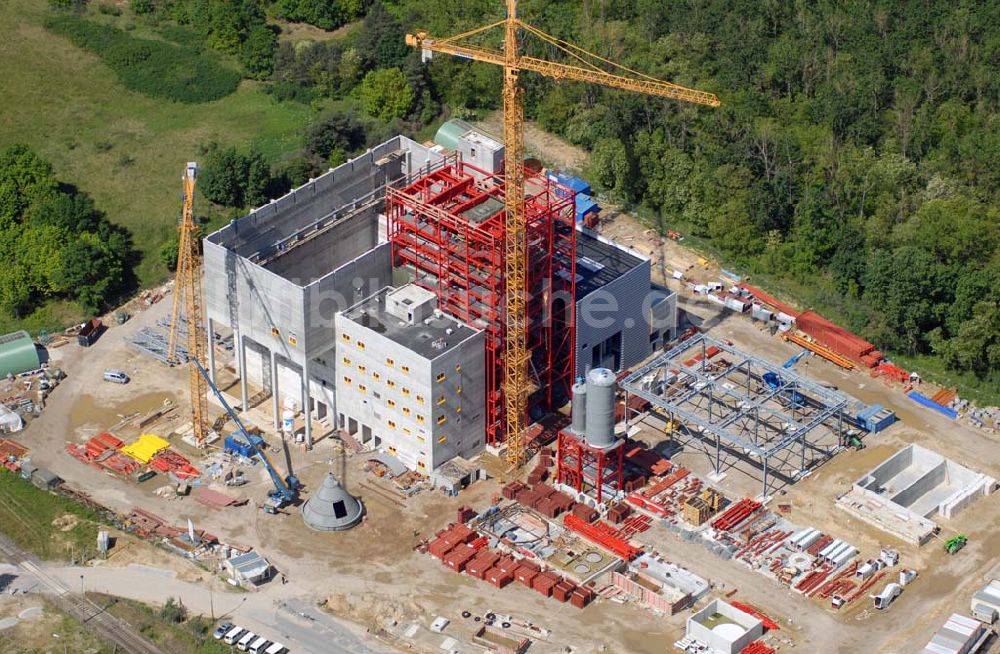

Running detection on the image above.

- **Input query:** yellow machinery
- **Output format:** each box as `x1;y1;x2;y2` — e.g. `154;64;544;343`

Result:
406;0;719;472
167;162;209;446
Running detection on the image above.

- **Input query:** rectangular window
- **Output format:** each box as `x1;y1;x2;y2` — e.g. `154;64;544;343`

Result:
403;427;412;435
416;395;425;404
417;415;425;424
387;380;396;388
386;357;394;367
342;376;352;385
357;364;366;373
387;399;396;408
388;419;396;428
437;436;447;443
373;372;380;381
456;385;462;394
341;333;351;342
455;364;462;372
342;356;351;366
401;365;410;374
271;327;280;337
402;407;411;416
358;384;367;392
356;341;366;350
436;373;446;383
417;436;426;443
402;387;410;396
437;396;446;405
437;415;447;425
455;406;462;414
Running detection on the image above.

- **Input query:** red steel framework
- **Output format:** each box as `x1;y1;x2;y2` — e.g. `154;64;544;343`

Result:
387;155;576;445
555;431;625;505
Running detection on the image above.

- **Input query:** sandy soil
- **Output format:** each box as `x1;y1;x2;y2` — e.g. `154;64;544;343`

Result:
7;211;1000;654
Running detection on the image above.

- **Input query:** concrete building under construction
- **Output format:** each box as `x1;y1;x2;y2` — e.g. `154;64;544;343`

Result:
203;127;674;475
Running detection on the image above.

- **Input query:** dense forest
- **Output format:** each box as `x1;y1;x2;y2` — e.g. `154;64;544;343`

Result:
0;146;136;316
38;0;1000;393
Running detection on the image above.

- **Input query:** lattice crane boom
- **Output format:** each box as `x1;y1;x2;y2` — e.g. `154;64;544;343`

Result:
406;1;719;472
167;162;209;446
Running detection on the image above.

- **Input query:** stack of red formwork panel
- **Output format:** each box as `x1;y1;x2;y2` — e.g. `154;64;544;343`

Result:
570;586;595;608
429;537;456;560
457;505;477;523
572;503;599;523
444;544;477;572
466;550;499;579
486;567;514;588
502;480;526;500
607;502;632;524
552;579;577;603
796;310;880;366
515;565;539;587
532;572;560;597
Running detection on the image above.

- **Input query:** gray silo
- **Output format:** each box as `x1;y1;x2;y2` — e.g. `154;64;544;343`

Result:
584;368;616;448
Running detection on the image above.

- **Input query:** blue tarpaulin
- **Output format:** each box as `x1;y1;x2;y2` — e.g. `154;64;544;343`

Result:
908;391;958;419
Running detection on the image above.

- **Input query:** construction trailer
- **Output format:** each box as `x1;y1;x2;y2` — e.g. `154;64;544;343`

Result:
621;334;852;497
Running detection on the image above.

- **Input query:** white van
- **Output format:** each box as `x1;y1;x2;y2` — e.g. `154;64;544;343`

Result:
237;631;258;651
223;626;246;645
248;637;270;654
264;643;287;654
103;369;130;384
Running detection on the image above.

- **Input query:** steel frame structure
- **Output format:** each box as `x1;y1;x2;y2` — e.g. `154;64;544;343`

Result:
386;156;576;446
620;334;850;496
556;431;624;505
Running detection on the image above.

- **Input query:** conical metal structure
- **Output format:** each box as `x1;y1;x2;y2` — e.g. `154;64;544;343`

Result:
302;472;363;532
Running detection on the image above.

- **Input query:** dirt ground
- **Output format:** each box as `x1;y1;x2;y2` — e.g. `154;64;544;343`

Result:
8;195;1000;653
473;110;589;172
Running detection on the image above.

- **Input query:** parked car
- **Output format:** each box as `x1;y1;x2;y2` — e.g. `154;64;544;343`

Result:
223;626;246;645
212;622;234;640
102;369;129;384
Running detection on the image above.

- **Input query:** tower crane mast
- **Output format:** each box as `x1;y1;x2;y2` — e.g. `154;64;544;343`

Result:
167;162;209;446
406;1;719;472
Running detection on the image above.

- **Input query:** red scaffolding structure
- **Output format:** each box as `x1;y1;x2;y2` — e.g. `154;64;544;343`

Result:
555;430;625;505
387;156;576;445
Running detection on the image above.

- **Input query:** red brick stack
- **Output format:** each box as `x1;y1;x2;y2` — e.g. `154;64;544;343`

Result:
466;550;500;579
486;566;514;588
502;480;527;500
571;503;599;523
570;586;595;608
606;501;632;524
552;579;578;602
532;571;560;597
444;544;477;572
456;505;477;523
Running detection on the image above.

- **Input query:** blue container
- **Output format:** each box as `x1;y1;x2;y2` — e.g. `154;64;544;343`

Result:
907;391;957;419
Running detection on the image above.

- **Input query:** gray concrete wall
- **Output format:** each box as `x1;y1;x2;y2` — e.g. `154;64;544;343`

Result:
574;260;653;378
890;461;947;508
860;445;914;490
264;207;380;283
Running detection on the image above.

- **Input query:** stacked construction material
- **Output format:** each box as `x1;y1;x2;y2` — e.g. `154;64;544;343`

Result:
711;499;763;532
796;311;882;367
65;432;142;478
150;449;201;479
563;513;643;561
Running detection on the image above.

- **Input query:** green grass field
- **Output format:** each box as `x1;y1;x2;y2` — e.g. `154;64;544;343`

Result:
0;0;310;328
0;468;102;560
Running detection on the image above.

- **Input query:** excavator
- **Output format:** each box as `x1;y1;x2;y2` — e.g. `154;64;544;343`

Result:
192;360;300;514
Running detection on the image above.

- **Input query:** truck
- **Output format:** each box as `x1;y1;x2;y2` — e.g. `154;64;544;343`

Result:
944;534;967;554
77;319;103;347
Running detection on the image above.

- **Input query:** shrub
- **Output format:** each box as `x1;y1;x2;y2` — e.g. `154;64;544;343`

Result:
97;3;122;15
45;15;240;103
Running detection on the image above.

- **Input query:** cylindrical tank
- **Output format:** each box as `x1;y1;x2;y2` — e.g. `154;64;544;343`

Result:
570;381;587;434
584;368;616;448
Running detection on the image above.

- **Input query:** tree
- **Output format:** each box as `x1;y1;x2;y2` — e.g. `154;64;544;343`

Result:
241;24;278;79
360;68;413;121
305;110;366;160
160;597;187;624
358;1;408;70
589;138;632;202
200;146;248;207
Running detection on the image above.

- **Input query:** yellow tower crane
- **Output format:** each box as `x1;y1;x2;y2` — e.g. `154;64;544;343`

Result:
406;0;720;472
167;162;209;446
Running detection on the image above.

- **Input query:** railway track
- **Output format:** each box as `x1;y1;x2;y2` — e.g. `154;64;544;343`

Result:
0;534;167;654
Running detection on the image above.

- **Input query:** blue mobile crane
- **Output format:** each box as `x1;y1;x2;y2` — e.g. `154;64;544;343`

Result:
193;360;300;513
